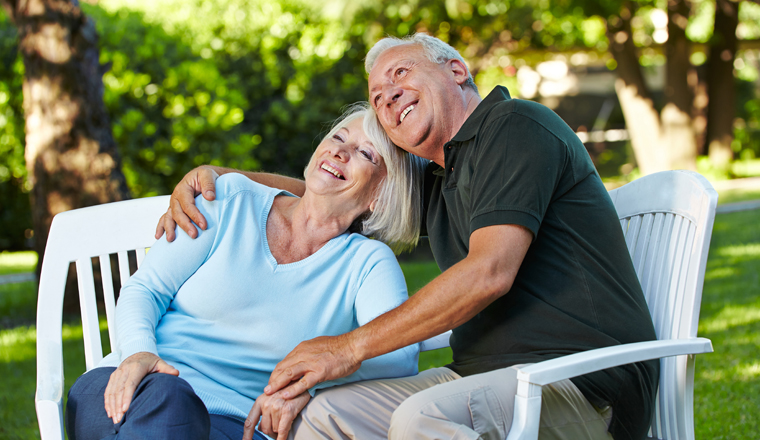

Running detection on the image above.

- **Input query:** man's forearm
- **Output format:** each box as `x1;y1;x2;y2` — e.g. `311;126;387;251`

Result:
347;224;532;362
204;166;306;197
348;255;504;362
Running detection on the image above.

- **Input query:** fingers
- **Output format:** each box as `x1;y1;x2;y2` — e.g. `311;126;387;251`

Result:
170;196;200;239
198;167;219;201
277;377;313;400
104;365;139;424
276;393;311;440
243;402;262;440
265;363;310;396
103;352;161;424
155;213;167;240
154;359;180;376
163;209;177;242
104;369;121;422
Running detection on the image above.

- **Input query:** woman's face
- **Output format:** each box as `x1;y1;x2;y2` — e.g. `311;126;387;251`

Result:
306;116;387;214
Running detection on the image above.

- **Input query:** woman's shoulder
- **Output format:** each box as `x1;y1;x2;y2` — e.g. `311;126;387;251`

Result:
343;233;397;263
214;173;279;201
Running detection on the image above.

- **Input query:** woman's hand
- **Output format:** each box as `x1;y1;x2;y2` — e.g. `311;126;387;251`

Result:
155;166;220;242
104;352;179;424
243;390;311;440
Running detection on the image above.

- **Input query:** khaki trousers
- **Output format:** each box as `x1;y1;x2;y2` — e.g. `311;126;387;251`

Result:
290;366;613;440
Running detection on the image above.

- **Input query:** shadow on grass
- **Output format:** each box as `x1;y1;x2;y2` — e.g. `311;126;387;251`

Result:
694;208;760;438
0;323;108;440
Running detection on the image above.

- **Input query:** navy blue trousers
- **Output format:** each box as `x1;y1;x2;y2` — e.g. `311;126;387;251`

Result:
66;367;267;440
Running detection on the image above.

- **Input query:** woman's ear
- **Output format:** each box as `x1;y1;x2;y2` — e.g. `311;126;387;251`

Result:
369;199;377;213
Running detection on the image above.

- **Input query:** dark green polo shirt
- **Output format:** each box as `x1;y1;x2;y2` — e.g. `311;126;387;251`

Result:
424;86;659;440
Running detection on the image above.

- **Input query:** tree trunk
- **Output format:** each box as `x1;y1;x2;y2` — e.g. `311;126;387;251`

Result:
1;0;129;310
661;0;697;171
607;2;668;175
706;0;738;170
607;0;698;175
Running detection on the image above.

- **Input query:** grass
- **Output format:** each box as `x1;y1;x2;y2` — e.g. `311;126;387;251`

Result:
1;193;758;438
0;251;37;276
716;187;760;205
693;208;760;438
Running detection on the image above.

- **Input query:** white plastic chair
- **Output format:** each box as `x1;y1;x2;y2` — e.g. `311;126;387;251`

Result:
37;170;717;440
422;170;717;440
35;196;170;440
34;194;449;439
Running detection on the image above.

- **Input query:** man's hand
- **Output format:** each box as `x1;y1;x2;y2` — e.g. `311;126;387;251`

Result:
264;334;362;399
155;166;219;241
243;391;310;440
104;352;179;424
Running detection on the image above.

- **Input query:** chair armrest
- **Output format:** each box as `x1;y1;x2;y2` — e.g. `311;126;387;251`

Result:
515;338;713;386
420;330;452;352
505;338;713;440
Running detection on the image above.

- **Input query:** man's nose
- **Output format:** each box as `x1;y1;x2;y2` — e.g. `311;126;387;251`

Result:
382;85;403;107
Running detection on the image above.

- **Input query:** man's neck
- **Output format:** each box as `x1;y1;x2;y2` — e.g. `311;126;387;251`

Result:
432;89;482;167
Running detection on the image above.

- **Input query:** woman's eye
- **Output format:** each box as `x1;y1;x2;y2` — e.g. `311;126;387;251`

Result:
360;150;373;161
333;134;344;142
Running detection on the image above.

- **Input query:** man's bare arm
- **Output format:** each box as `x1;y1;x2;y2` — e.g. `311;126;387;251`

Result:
265;223;533;398
155;165;306;241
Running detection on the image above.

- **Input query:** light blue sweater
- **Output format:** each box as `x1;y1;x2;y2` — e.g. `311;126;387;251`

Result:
98;174;419;420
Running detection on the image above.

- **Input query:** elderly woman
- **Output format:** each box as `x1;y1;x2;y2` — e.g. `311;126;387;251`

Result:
65;104;425;440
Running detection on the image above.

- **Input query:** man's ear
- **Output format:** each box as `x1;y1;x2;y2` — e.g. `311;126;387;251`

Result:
449;59;470;86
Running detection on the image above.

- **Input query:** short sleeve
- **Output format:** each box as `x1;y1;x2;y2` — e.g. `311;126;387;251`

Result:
468;112;568;237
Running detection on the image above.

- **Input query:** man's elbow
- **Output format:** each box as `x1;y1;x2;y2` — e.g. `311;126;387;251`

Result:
476;267;515;303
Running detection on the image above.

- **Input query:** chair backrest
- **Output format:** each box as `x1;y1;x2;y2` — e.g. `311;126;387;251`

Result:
608;170;717;440
35;196;169;440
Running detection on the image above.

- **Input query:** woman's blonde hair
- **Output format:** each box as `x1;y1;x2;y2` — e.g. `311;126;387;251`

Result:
306;103;426;253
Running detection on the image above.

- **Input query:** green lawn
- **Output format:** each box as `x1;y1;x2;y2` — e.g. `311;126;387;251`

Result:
1;205;758;438
0;251;37;276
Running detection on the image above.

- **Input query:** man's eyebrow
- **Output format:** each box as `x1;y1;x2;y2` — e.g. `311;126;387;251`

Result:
369;59;412;94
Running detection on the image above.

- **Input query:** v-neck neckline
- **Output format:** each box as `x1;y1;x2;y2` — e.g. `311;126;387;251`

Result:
260;190;347;272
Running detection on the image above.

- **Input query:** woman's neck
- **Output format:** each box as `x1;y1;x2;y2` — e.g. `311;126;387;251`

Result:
266;193;360;264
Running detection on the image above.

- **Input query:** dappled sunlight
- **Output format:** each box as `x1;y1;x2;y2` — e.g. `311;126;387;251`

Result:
0;326;36;363
737;362;760;380
698;362;760;383
699;304;760;333
0;251;37;275
0;319;109;363
704;266;737;280
717;243;760;259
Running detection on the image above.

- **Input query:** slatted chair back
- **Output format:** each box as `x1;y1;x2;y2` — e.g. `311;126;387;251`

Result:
35;196;170;440
608;170;718;440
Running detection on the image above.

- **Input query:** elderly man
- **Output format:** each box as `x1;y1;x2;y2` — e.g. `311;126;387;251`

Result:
160;35;658;440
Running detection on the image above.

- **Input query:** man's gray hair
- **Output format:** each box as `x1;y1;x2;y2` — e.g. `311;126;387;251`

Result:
307;103;426;253
365;33;478;93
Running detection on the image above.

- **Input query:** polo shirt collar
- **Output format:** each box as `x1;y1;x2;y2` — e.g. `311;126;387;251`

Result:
450;86;512;142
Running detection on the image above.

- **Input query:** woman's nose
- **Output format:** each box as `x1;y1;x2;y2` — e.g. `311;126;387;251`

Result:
333;145;349;162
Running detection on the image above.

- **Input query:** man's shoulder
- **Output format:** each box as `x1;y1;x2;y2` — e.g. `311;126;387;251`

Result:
477;98;581;150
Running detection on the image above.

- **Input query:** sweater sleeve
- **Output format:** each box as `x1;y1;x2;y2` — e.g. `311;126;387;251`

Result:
310;242;419;395
114;192;223;362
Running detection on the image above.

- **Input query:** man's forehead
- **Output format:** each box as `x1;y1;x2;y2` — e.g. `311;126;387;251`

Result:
369;46;422;89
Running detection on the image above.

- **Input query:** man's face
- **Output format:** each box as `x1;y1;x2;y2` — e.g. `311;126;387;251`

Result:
368;44;466;162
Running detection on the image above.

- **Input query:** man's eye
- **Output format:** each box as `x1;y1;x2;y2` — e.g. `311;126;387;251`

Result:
374;94;381;107
396;67;407;77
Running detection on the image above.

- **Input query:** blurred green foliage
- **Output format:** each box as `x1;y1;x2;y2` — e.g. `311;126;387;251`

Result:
0;14;29;250
1;0;760;250
86;0;371;197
